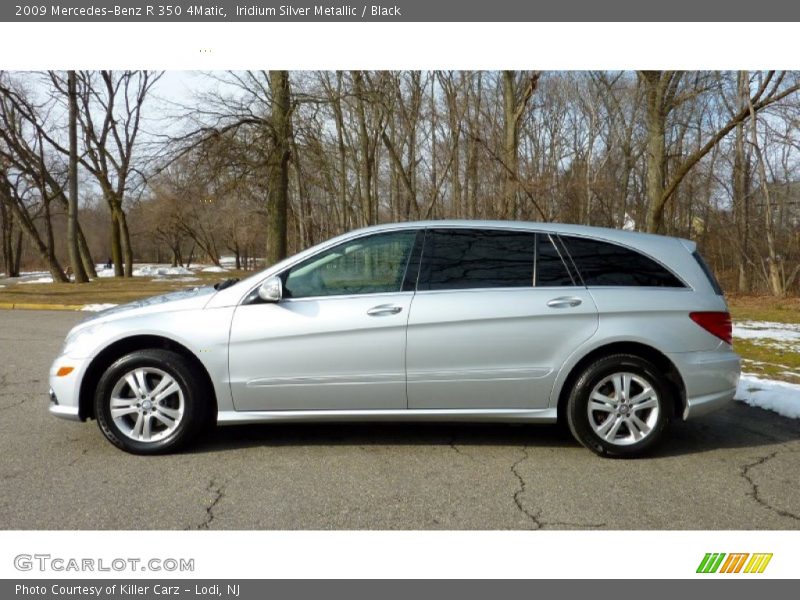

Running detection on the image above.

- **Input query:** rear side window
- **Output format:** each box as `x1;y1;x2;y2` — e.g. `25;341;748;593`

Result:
692;250;724;295
536;235;574;286
419;229;536;291
560;235;685;288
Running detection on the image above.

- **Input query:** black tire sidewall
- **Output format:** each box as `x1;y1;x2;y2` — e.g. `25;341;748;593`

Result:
567;354;670;458
94;349;205;454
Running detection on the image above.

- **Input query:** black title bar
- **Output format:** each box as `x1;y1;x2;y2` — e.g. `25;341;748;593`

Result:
4;0;800;22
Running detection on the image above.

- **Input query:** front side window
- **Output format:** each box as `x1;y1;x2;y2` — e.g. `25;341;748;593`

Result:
560;235;685;288
418;229;537;291
283;230;417;298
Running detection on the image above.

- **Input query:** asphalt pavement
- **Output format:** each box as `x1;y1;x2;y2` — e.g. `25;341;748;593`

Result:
1;310;799;530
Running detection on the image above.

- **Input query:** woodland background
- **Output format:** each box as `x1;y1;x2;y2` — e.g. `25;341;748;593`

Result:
1;70;799;295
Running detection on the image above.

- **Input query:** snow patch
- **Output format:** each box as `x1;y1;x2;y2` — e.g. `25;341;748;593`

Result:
81;303;118;312
736;374;800;419
149;276;199;283
19;276;54;284
201;266;228;273
95;266;117;278
733;321;800;344
133;265;194;277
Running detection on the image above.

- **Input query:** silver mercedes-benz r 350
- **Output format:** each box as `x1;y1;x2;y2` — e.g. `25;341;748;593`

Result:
49;221;740;457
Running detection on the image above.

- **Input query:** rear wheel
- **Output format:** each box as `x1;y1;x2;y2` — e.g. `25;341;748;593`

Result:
94;349;210;454
566;354;670;457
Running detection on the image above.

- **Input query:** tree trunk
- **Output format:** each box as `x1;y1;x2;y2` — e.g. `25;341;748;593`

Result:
351;71;374;226
77;222;97;278
0;186;67;282
500;71;538;220
747;93;783;296
502;71;519;220
266;70;291;264
733;72;751;293
332;72;349;231
13;230;22;276
118;207;134;277
0;199;18;277
110;208;124;277
466;72;483;219
67;71;88;283
642;72;667;233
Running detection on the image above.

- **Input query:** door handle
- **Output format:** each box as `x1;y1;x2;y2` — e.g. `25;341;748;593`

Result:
367;304;403;316
547;296;583;308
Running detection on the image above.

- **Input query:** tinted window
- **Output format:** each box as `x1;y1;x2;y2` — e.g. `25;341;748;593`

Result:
561;236;685;288
536;235;574;286
419;229;536;291
692;250;724;295
284;230;417;298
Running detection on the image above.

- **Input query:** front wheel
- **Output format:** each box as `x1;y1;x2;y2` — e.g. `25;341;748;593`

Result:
94;349;210;454
566;354;670;458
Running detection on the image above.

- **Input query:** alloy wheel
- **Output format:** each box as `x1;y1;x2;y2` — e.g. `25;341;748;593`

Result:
109;367;185;443
587;372;660;446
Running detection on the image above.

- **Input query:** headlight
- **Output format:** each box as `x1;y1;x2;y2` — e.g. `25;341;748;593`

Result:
61;323;105;357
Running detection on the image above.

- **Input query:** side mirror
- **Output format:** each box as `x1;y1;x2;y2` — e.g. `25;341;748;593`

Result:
257;276;283;303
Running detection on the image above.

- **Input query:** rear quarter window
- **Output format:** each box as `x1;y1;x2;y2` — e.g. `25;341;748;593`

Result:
560;235;686;288
692;250;724;295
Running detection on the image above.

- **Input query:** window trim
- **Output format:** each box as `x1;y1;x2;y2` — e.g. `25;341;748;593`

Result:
536;233;578;288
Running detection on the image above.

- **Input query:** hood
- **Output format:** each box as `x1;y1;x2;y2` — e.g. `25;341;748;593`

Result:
79;286;217;326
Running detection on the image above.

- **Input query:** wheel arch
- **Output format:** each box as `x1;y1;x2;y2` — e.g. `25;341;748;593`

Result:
78;335;217;421
555;341;687;422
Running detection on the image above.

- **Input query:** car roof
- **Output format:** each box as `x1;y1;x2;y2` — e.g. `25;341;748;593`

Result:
349;220;694;251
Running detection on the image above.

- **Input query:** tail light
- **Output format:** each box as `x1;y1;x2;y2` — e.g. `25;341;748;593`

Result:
689;311;732;345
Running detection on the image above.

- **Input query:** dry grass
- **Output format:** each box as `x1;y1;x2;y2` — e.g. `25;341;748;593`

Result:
727;294;800;324
0;271;248;306
726;296;800;385
735;338;800;385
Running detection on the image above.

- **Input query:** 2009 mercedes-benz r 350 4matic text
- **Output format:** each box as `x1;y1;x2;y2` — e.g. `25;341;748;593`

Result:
49;221;740;457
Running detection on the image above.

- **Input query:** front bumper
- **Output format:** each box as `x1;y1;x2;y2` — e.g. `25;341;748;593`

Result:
48;356;88;421
667;346;741;420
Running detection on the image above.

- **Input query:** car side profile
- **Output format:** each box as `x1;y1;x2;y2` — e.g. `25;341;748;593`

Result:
49;221;740;457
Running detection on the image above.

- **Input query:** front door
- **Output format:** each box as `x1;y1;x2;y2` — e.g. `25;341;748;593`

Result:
228;229;419;411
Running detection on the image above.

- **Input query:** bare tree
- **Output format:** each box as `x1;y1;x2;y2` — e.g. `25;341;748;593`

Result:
639;70;800;232
266;70;291;264
67;70;88;283
501;71;539;219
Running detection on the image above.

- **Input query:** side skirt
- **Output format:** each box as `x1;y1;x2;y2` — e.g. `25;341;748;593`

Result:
216;408;559;425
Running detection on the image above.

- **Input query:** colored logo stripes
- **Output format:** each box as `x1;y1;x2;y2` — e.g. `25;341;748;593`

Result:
697;553;773;574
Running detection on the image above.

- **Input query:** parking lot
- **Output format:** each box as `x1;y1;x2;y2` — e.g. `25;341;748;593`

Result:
1;309;798;530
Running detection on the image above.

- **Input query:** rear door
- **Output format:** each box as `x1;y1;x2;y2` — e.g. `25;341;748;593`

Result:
406;228;598;410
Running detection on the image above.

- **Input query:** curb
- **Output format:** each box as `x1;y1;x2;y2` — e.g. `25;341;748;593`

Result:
0;302;84;311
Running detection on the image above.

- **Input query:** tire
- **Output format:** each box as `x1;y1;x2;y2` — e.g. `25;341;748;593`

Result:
566;353;670;458
94;349;211;454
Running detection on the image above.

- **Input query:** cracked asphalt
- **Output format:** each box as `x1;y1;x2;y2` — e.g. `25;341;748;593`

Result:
1;310;799;530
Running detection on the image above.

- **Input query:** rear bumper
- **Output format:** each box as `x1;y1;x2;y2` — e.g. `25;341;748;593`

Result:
681;387;738;419
667;346;741;420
